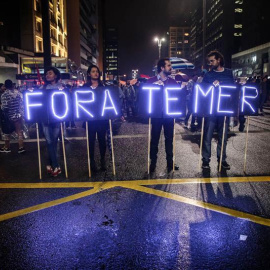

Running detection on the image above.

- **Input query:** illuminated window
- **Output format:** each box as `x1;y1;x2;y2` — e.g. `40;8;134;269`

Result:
235;0;243;3
234;24;242;28
184;40;188;43
234;32;242;36
235;8;243;12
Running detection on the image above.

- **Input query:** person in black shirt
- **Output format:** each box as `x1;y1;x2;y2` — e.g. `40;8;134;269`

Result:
201;50;234;170
83;65;107;172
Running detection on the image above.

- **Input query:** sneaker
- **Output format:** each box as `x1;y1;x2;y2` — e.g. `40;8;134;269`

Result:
202;161;210;169
0;147;11;153
46;165;53;174
51;167;61;177
18;147;26;154
221;161;230;170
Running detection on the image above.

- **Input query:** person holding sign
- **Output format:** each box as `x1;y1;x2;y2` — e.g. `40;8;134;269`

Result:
201;50;234;170
42;67;65;177
83;65;108;173
148;58;180;173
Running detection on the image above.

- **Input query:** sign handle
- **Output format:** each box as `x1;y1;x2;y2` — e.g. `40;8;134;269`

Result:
219;116;227;172
60;122;68;178
109;119;116;175
173;119;176;172
199;117;205;170
36;123;42;179
85;122;91;178
243;116;250;173
148;117;151;174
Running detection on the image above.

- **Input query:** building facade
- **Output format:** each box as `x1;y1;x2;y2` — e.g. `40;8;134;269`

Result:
168;26;191;60
66;0;103;74
104;27;119;80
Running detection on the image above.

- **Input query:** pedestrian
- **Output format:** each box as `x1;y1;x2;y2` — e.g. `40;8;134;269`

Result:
259;75;268;115
147;58;180;173
123;80;136;118
184;74;198;129
0;79;25;153
42;67;65;177
201;50;234;170
83;64;107;172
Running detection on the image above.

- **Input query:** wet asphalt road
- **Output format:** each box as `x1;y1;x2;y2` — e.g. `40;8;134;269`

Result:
0;112;270;269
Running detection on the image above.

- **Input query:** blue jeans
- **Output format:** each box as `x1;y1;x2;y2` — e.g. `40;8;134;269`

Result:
42;123;60;168
202;116;229;163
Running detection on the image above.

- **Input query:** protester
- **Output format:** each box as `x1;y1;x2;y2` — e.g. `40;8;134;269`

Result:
113;80;126;122
83;64;107;172
201;50;234;170
148;58;180;173
0;79;25;153
42;67;65;176
259;75;268;115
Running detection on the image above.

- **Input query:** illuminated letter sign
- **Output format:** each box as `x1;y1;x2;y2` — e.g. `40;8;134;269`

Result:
142;86;161;114
25;92;43;121
240;86;259;115
217;85;237;114
101;89;118;117
74;90;95;119
193;84;215;116
164;87;185;117
51;92;69;119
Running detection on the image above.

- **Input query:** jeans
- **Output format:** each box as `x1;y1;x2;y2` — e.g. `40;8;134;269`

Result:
42;123;60;168
150;118;174;167
202;116;229;163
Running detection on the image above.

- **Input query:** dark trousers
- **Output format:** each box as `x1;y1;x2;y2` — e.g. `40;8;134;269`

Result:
150;118;174;167
202;116;229;163
88;121;107;167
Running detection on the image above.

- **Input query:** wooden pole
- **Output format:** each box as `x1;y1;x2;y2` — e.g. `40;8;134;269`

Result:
60;123;68;178
148;117;151;174
199;117;205;170
173;119;176;172
36;123;42;179
218;116;227;172
109;119;116;175
85;122;91;178
243;116;250;173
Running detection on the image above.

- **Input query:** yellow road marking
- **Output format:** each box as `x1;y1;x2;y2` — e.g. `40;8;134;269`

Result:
122;184;270;227
0;182;114;222
0;176;269;189
0;176;269;225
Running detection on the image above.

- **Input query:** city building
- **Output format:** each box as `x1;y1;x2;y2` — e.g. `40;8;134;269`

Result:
190;0;242;70
66;0;103;74
104;27;119;80
0;0;68;81
190;0;269;73
168;26;191;60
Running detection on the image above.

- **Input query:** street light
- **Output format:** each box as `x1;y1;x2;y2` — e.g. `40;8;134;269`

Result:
154;37;165;59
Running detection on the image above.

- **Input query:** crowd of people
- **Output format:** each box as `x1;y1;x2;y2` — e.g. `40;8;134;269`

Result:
0;49;270;176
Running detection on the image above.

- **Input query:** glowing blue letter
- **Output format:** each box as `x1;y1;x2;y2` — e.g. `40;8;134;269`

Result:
165;87;182;115
101;89;118;116
75;90;95;118
194;84;214;114
51;92;69;119
25;92;43;120
241;86;258;113
217;85;236;114
142;86;160;114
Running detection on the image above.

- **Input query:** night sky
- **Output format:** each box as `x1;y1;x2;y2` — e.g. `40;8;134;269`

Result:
105;0;197;77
